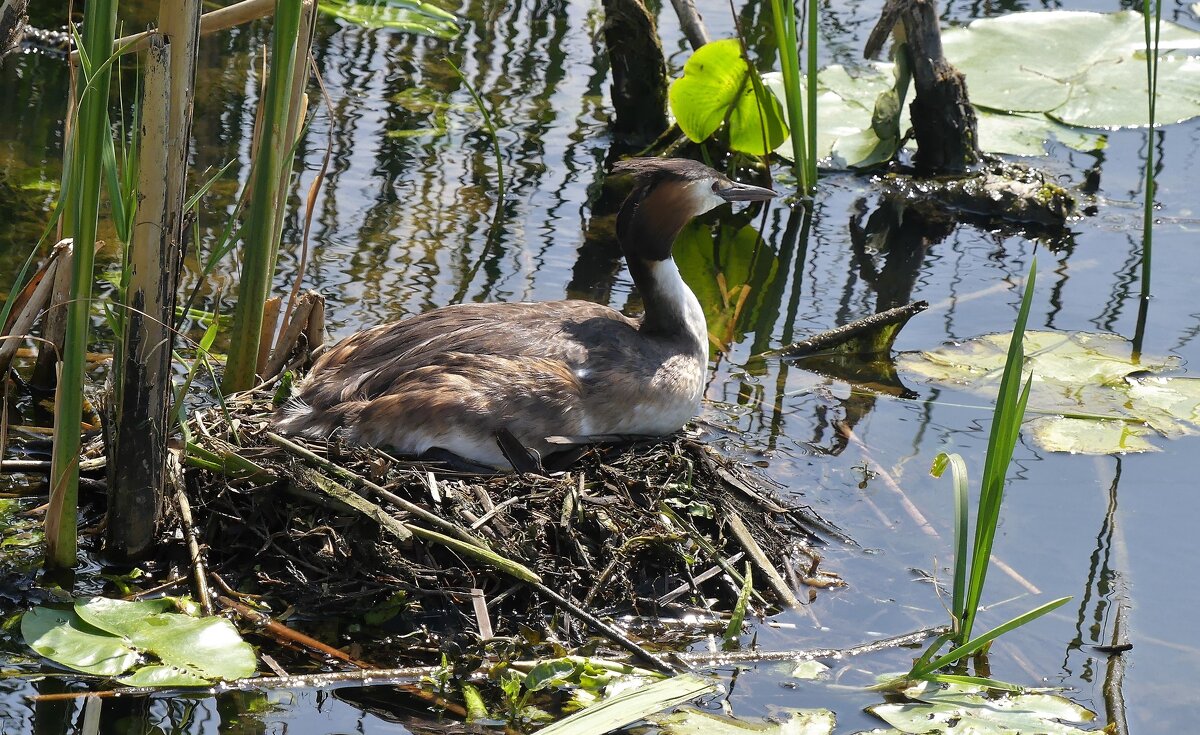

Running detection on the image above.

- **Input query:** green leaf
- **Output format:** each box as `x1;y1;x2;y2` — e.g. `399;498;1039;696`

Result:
764;64;1102;165
72;597;174;637
22;607;139;677
942;10;1200;128
656;707;836;735
1027;416;1161;454
118;664;211;687
24;599;257;686
673;220;779;351
898;329;1200;454
788;660;829;680
524;658;579;692
669;39;787;155
868;680;1095;735
536;673;715;735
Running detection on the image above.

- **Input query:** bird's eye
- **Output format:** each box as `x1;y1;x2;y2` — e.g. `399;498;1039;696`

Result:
711;181;721;193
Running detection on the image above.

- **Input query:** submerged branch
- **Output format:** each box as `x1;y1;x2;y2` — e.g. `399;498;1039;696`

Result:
763;301;928;359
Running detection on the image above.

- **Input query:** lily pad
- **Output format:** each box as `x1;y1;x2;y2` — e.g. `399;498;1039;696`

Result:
22;607;140;677
762;64;1102;165
867;680;1095;735
942;10;1200;128
898;329;1200;454
22;598;256;686
669;39;788;156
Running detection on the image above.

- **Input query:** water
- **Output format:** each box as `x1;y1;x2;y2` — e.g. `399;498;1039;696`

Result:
2;0;1199;731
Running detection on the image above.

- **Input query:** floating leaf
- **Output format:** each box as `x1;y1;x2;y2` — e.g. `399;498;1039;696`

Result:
656;706;836;735
1027;416;1160;454
22;607;140;677
868;681;1095;735
789;660;830;680
536;673;715;735
942;10;1200;128
898;330;1200;454
669;39;787;156
763;63;1101;165
22;598;256;686
318;0;459;39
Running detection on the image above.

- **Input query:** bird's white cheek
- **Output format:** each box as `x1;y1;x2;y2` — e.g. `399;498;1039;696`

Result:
686;181;728;215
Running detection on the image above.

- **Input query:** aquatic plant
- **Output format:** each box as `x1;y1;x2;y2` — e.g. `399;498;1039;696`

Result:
766;0;817;193
903;260;1071;687
1136;0;1163;352
222;0;310;393
108;0;203;560
46;0;119;571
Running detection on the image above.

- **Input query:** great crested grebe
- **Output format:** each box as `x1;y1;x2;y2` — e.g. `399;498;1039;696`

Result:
273;157;776;468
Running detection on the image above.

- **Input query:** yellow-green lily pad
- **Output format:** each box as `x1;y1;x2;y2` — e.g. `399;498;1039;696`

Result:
898;330;1200;454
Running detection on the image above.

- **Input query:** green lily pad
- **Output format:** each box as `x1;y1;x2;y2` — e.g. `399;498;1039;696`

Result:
22;607;140;677
867;681;1095;735
942;10;1200;128
656;706;836;735
763;64;1102;165
22;598;256;686
898;329;1200;454
669;39;787;156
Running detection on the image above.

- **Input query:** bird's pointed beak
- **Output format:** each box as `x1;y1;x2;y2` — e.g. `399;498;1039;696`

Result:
715;180;778;202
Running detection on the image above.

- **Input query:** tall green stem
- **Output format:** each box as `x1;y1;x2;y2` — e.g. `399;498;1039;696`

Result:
222;0;303;393
768;0;808;193
47;0;120;571
804;0;818;194
1135;0;1162;355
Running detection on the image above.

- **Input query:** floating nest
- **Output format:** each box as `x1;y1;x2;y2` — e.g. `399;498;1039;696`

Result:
179;388;845;667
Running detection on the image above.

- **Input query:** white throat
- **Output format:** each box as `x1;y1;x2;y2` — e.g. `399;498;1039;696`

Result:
645;258;709;358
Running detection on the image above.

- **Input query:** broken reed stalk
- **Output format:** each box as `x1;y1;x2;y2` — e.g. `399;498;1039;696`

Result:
108;0;202;560
32;240;75;387
0;242;67;375
223;0;305;393
47;0;119;571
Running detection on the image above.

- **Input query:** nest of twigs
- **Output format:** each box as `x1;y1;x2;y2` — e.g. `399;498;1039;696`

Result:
180;389;843;664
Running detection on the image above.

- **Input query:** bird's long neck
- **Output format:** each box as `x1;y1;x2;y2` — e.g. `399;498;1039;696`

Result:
617;185;709;353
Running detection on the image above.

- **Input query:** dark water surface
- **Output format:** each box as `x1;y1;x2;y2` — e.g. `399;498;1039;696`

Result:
2;0;1198;731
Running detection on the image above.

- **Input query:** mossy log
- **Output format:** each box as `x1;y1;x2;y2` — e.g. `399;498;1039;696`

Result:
874;157;1076;226
866;0;979;175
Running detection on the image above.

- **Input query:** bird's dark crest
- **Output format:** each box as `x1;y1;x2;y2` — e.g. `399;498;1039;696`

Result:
611;157;719;184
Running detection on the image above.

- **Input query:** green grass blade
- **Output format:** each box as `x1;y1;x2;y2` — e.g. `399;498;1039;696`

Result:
48;0;120;571
961;259;1037;642
921;673;1025;693
913;595;1071;677
767;0;808;190
804;0;818;193
722;562;753;646
223;0;305;392
931;452;970;630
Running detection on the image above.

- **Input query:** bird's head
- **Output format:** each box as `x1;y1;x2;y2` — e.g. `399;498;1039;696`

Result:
613;158;776;261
